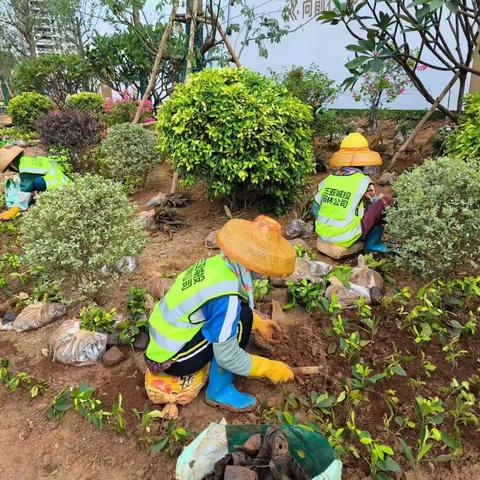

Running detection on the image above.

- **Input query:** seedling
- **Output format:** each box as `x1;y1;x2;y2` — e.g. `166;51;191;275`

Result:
351;363;385;390
150;419;193;456
285;279;327;313
47;388;74;420
0;358;11;382
294;244;317;259
339;331;364;363
253;278;271;303
355;297;380;337
117;286;149;345
326;265;353;288
80;305;117;334
362;253;395;284
442;337;468;367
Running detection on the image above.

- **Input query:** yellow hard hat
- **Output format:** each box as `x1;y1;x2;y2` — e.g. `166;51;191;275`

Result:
216;215;296;277
329;133;382;168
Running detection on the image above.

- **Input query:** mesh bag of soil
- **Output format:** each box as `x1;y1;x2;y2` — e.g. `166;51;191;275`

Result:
176;423;341;480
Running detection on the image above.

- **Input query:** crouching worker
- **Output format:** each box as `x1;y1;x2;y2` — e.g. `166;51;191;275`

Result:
313;133;393;253
144;215;296;413
0;154;70;221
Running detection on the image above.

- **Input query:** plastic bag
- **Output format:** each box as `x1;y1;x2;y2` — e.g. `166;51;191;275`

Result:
116;256;137;274
285;219;312;240
48;319;107;366
4;176;32;211
176;423;341;480
12;302;67;332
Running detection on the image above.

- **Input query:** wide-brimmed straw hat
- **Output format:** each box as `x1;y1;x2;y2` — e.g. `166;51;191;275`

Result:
216;215;296;277
0;146;24;173
329;133;382;169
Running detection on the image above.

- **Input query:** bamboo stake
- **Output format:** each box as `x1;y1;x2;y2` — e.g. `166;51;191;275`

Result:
384;71;461;172
208;5;241;67
170;0;200;194
132;3;178;124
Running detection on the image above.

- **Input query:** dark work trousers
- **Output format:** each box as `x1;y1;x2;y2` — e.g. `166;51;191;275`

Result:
361;195;394;237
146;302;253;377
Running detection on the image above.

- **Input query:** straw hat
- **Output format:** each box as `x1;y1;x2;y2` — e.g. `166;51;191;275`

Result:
329;133;382;169
216;215;296;277
0;146;24;173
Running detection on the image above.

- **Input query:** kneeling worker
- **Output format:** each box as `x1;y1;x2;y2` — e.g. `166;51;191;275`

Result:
144;215;295;412
313;133;393;253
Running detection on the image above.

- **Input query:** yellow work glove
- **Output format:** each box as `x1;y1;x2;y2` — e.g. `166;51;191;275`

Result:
249;355;294;384
0;205;21;221
252;311;281;343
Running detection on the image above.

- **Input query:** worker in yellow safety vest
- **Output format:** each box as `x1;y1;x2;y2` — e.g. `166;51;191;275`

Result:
313;133;394;253
0;155;71;221
144;215;296;413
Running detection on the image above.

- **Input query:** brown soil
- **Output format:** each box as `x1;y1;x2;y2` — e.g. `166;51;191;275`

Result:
1;117;479;480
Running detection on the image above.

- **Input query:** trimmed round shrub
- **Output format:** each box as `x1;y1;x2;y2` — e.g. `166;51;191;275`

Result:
7;92;54;131
66;92;104;114
20;174;148;300
157;67;314;214
386;157;480;279
448;91;480;158
100;123;160;188
36;108;103;166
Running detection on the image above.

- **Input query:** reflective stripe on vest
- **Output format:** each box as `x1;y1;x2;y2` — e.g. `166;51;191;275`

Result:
315;172;371;247
146;255;245;363
44;165;70;190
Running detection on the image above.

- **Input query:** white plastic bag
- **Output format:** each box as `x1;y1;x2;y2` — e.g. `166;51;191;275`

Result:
176;420;228;480
12;302;67;332
48;319;107;366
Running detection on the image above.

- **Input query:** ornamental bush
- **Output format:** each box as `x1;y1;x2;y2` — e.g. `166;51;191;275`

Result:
20;174;147;300
448;92;480;158
7;92;54;131
100;123;160;188
386;157;480;279
157;67;314;214
36;108;103;168
66;92;104;114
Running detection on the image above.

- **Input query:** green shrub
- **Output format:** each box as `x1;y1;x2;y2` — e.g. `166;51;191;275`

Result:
100;123;160;189
448;92;480;158
66;92;104;114
80;305;117;333
20;174;147;301
7;92;54;131
386;157;480;279
157;67;314;214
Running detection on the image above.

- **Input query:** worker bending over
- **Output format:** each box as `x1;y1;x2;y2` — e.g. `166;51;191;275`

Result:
144;215;295;412
313;133;393;253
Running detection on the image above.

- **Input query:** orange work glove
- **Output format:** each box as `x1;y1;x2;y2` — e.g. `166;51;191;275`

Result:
0;205;21;221
249;355;294;383
252;311;281;343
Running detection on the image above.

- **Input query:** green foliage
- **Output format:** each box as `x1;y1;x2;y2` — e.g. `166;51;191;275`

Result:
102;99;146;126
271;65;338;136
7;92;54;131
326;265;353;288
285;279;327;313
253;278;271;303
448;92;480;158
117;286;148;345
157;67;314;215
20;174;147;301
66;92;104;114
100;123;160;189
80;305;117;333
387;157;480;279
0;127;39;145
0;358;48;399
362;253;394;284
11;54;94;106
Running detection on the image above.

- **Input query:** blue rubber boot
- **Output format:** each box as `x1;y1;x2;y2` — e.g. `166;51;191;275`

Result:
364;224;392;253
205;359;257;412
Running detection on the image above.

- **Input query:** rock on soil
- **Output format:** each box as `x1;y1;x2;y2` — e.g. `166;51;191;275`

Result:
325;278;371;308
284;219;312;240
133;332;149;350
137;209;157;230
377;171;397;186
204;230;219;249
287;238;308;248
264;288;289;305
102;346;126;367
271;256;332;287
116;256;137;274
147;192;167;208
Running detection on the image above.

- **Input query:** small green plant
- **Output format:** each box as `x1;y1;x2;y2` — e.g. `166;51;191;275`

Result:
20;174;148;301
355;297;379;337
117;286;149;345
351;363;385;390
326;265;353;288
442;337;468;367
339;331;363;363
80;305;117;334
150;419;193;456
362;253;395;284
66;92;104;114
101;123;160;189
387;157;480;279
0;358;10;382
294;244;317;259
253;278;272;303
285;279;327;313
47;388;74;420
7;92;54;130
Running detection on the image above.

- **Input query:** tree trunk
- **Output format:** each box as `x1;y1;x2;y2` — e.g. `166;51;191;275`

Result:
132;6;141;28
456;71;468;115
